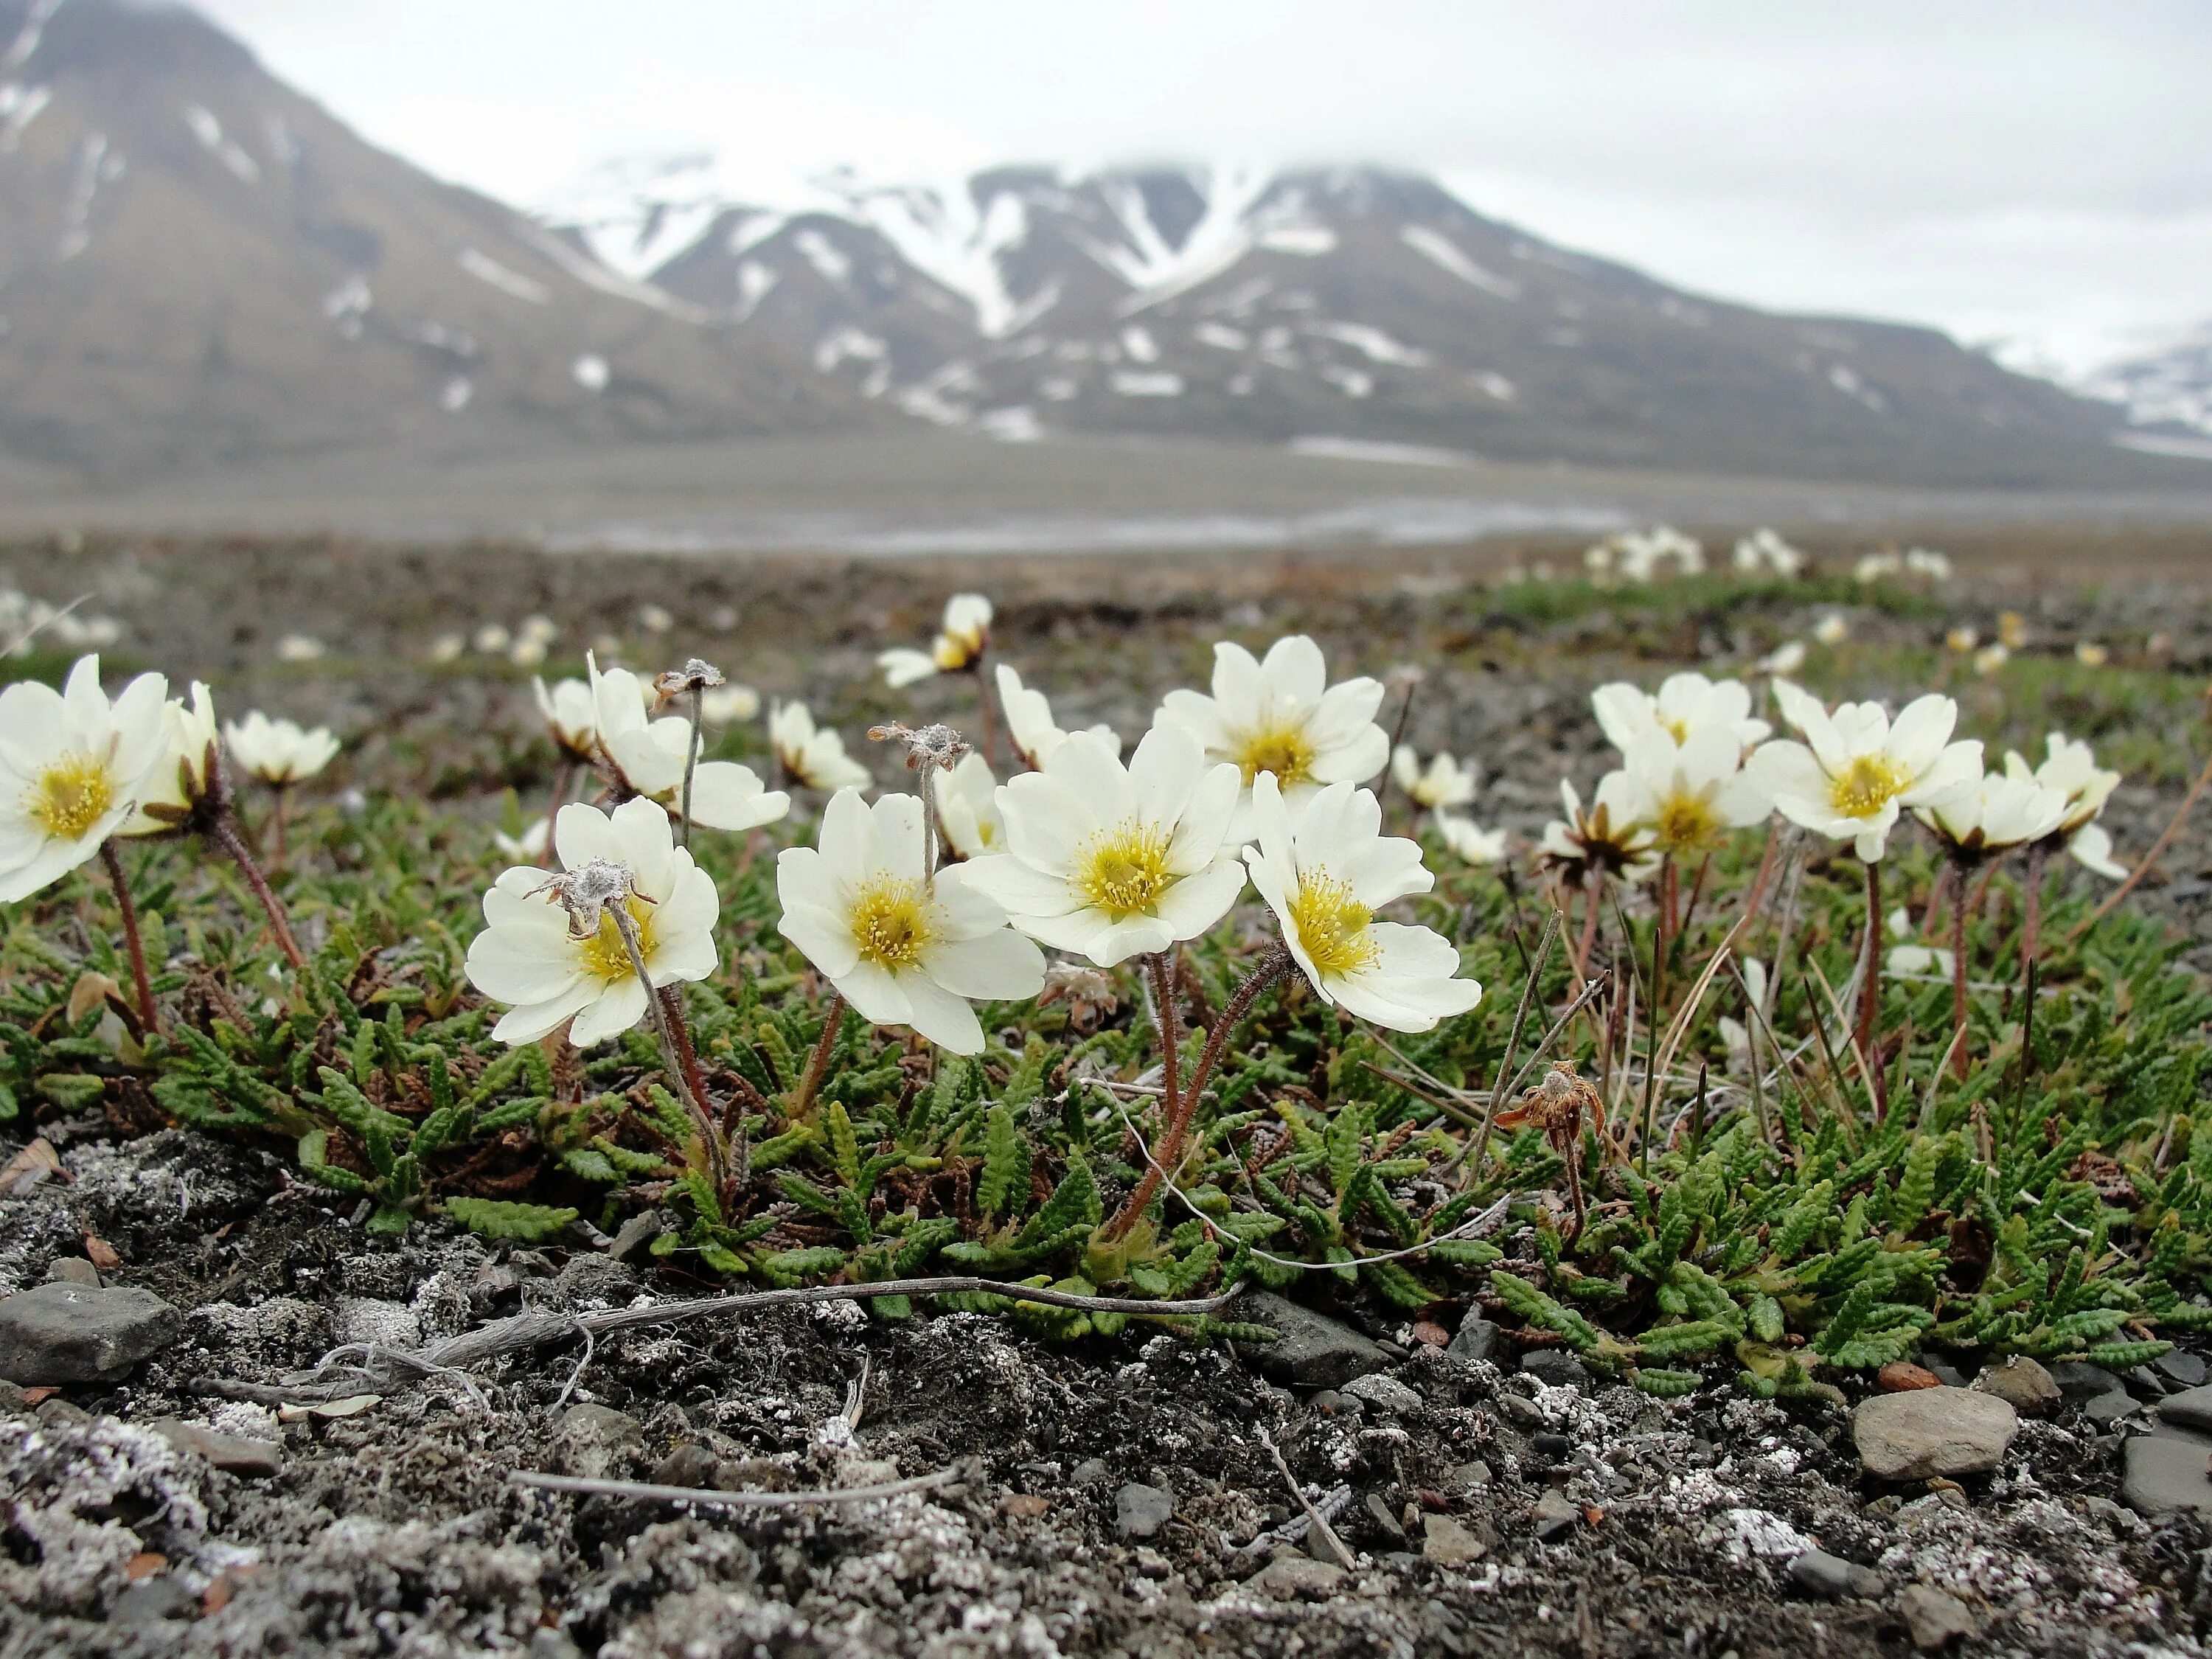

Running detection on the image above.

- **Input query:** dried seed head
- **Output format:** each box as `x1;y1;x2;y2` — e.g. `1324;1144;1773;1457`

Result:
655;658;727;702
868;720;970;773
532;858;647;937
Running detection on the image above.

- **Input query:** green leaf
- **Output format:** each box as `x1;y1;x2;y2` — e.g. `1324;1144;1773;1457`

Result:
444;1197;580;1242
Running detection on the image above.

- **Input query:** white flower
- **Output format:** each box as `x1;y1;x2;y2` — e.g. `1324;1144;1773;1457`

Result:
2075;641;2109;668
1946;627;1978;653
2005;733;2126;879
776;789;1045;1054
933;752;1004;860
1757;640;1808;676
591;655;789;830
768;700;872;793
1245;775;1481;1033
1391;745;1478;811
494;818;550;863
879;593;993;687
1884;908;1954;978
1813;613;1850;645
1539;773;1658;888
1749;683;1981;861
1619;728;1770;855
700;684;761;724
224;712;340;785
961;725;1245;966
1434;812;1509;866
1155;635;1387;836
1914;771;2068;860
1974;644;2010;675
465;798;719;1047
276;634;324;662
996;663;1119;769
0;655;168;900
1853;552;1902;585
121;681;220;835
1904;547;1953;581
1591;672;1770;755
535;676;602;763
1733;528;1806;577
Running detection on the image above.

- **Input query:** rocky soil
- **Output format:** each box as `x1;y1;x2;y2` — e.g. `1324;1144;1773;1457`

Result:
4;1127;2212;1658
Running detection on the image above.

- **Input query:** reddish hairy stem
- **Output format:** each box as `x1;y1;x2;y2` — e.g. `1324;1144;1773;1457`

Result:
794;991;847;1117
210;812;306;969
1951;858;1972;1079
98;839;161;1038
1858;858;1885;1121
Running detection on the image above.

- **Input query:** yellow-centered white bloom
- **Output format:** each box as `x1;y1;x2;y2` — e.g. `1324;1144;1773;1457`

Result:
1750;682;1980;862
535;676;602;763
0;655;168;900
1757;640;1808;676
1914;770;2068;860
1156;635;1387;838
591;655;789;830
1245;775;1481;1033
494;818;551;863
1885;907;1955;979
962;725;1244;966
700;684;761;724
224;712;340;786
996;663;1119;769
1813;613;1850;646
1434;812;1509;866
1390;745;1477;811
1538;773;1660;888
121;681;220;836
933;752;1004;860
768;700;872;793
2005;733;2126;879
1619;728;1770;855
1975;644;2010;675
776;789;1045;1054
466;798;719;1047
1591;672;1770;755
879;593;993;687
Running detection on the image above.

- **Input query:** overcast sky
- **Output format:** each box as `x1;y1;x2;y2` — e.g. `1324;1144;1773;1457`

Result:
192;0;2212;377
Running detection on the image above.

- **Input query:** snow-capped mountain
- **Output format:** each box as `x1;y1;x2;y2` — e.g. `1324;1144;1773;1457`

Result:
574;159;2166;488
0;0;847;474
0;0;2189;490
2080;325;2212;447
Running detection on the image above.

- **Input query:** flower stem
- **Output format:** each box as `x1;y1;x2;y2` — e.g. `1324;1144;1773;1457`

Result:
1858;857;1885;1121
679;685;703;849
1105;945;1288;1241
539;757;574;868
1950;857;1972;1079
608;905;727;1196
1573;864;1603;981
271;786;291;872
974;651;999;771
2020;840;2048;981
794;990;847;1118
210;811;306;970
98;839;161;1038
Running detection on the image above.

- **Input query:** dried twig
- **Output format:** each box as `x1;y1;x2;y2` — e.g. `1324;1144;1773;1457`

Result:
1253;1425;1355;1568
512;1464;962;1509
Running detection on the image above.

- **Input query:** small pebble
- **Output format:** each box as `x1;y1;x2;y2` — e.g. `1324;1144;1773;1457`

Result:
2156;1351;2209;1388
1878;1362;1940;1392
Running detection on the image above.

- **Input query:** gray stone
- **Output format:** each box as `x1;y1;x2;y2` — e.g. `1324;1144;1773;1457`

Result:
109;1576;197;1625
1921;1360;1967;1388
1447;1458;1492;1490
1253;1557;1346;1599
1422;1513;1488;1568
150;1419;282;1478
2128;1366;2171;1398
2156;1383;2212;1434
1520;1349;1590;1388
1788;1548;1885;1600
1233;1293;1387;1388
1069;1458;1109;1484
2123;1429;2212;1517
0;1281;181;1384
1113;1482;1175;1540
1362;1490;1405;1540
1901;1584;1980;1651
529;1631;584;1659
1447;1311;1502;1363
44;1256;100;1287
1972;1356;2060;1416
1497;1392;1545;1429
2086;1390;2145;1427
1342;1372;1423;1416
650;1443;718;1489
554;1403;644;1478
606;1211;662;1262
2157;1350;2209;1388
1532;1489;1581;1540
2048;1360;2127;1402
1852;1389;2018;1481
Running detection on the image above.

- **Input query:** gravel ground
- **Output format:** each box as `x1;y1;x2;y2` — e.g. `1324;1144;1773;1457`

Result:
7;534;2212;1655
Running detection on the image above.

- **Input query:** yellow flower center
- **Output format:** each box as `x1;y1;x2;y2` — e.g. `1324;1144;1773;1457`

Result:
28;753;114;841
574;899;659;983
1074;820;1175;919
1662;714;1691;743
1289;872;1378;978
849;876;936;969
1654;790;1723;851
1231;723;1316;787
1829;753;1911;818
